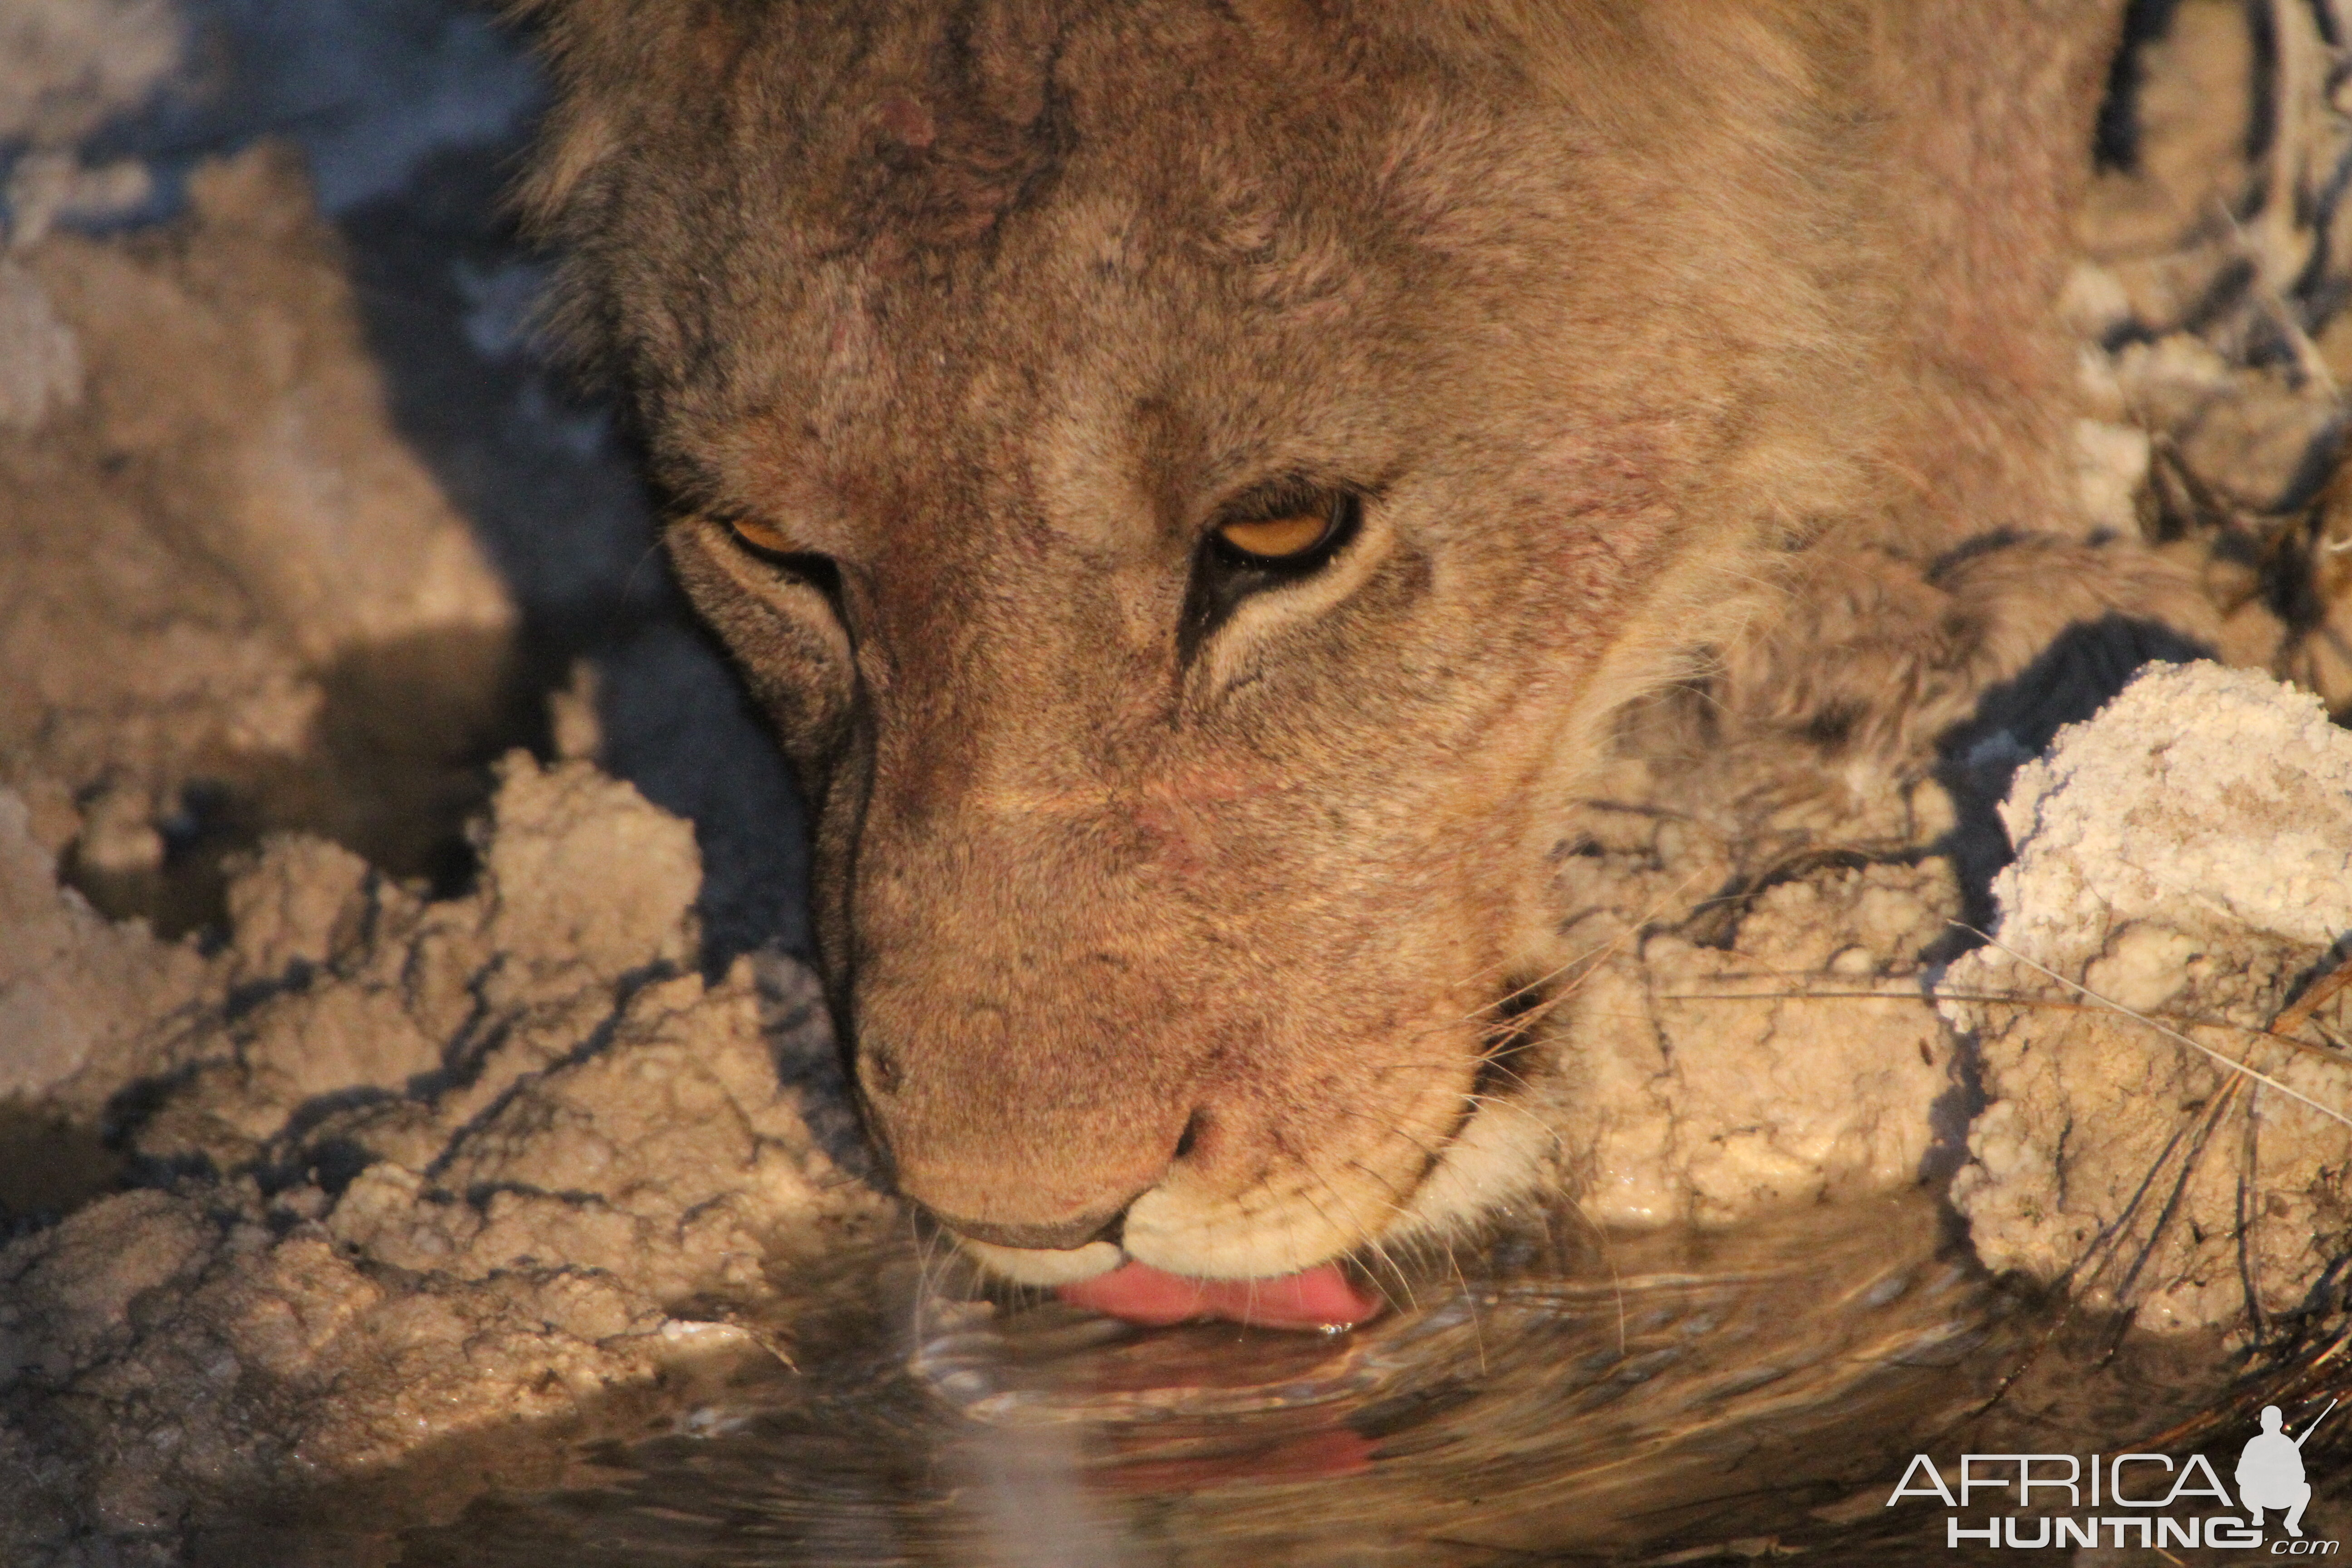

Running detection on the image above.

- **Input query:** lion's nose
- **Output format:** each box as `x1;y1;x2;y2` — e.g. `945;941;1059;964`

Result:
927;1199;1136;1252
853;986;1208;1248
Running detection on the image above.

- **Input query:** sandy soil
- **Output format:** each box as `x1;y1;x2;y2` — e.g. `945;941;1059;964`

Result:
1949;663;2352;1332
0;756;887;1563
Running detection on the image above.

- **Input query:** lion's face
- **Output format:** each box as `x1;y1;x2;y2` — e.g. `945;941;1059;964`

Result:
527;0;1875;1289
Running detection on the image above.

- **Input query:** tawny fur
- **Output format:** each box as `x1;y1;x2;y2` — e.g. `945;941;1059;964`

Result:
508;0;2216;1282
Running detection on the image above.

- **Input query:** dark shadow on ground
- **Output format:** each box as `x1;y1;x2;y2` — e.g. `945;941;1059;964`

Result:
329;137;814;966
1931;612;2218;946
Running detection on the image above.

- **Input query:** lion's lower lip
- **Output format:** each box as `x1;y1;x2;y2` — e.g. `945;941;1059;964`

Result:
1055;1259;1382;1330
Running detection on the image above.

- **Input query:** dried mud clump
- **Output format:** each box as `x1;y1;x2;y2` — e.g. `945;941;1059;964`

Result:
1945;662;2352;1333
0;793;206;1108
1530;807;1963;1231
0;757;891;1564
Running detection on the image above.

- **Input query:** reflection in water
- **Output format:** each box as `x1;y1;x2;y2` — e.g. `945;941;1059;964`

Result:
376;1193;2316;1565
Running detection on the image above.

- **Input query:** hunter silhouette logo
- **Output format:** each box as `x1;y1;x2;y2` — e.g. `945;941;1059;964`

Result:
2241;1401;2332;1539
1886;1399;2339;1551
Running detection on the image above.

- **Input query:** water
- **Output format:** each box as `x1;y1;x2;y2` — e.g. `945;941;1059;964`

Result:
228;1189;2332;1566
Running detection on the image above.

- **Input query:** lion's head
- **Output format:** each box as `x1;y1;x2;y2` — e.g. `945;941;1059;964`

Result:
511;0;2093;1314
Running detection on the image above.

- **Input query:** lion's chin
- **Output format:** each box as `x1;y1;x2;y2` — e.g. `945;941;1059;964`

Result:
956;1236;1127;1287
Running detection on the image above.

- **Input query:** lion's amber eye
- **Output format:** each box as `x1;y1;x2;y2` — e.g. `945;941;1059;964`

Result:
1215;509;1333;561
728;517;796;553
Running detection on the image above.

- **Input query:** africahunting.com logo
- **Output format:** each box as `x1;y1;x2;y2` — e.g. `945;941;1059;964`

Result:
1887;1401;2337;1552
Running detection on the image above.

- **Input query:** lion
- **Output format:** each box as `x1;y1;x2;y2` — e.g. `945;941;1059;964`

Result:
506;0;2216;1327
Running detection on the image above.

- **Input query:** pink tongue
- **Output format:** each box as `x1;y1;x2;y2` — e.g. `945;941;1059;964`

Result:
1058;1260;1382;1330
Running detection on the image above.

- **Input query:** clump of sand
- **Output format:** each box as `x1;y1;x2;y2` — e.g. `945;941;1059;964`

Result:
0;791;205;1107
1492;654;2352;1334
1517;660;2352;1333
1532;829;1962;1231
1945;661;2352;1333
0;756;889;1564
